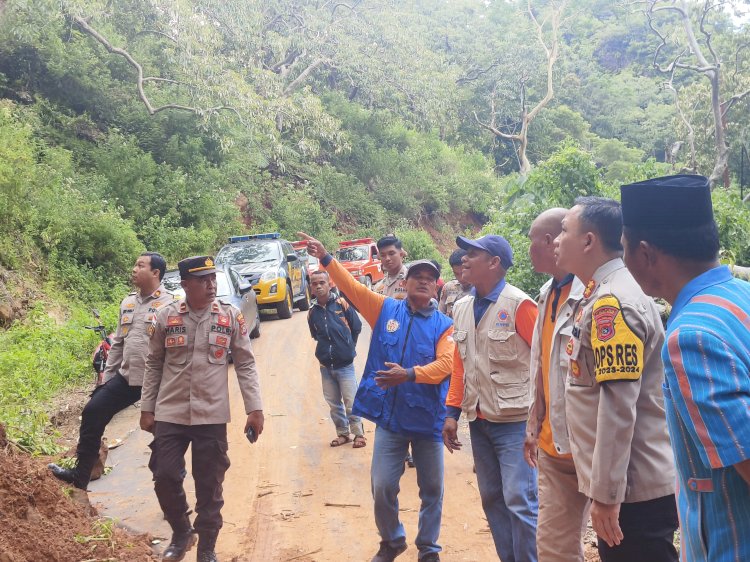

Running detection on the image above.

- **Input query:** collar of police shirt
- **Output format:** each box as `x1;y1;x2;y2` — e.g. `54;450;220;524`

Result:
383;264;408;285
587;257;625;292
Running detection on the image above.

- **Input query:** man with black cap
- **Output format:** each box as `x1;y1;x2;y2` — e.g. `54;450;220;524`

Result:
49;252;172;490
140;256;264;562
554;197;677;562
442;234;539;562
299;232;454;562
620;175;750;562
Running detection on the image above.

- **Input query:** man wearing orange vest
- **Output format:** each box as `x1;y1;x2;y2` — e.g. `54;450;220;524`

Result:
523;209;589;561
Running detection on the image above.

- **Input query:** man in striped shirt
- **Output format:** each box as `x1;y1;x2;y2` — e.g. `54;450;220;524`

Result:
621;174;750;562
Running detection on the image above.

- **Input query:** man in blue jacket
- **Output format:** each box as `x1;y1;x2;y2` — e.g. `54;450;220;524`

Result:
307;269;365;448
299;232;454;562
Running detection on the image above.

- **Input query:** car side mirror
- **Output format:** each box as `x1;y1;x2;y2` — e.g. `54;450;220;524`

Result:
238;281;253;294
286;253;299;263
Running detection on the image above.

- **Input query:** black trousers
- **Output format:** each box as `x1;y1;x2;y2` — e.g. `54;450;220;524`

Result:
598;494;679;562
76;373;141;487
148;421;230;535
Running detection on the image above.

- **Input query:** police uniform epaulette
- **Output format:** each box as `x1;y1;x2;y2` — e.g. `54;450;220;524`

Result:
218;298;233;306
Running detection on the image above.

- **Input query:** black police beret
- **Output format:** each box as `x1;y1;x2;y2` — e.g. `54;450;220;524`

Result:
178;255;216;277
620;174;713;229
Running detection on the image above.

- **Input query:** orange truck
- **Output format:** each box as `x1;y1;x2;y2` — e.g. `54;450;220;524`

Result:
334;238;384;289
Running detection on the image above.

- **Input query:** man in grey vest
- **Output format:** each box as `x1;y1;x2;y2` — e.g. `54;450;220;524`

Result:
442;235;539;562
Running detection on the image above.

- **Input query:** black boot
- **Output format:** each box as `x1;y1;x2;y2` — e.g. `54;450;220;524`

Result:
197;551;218;562
197;531;219;562
48;463;86;490
162;515;196;562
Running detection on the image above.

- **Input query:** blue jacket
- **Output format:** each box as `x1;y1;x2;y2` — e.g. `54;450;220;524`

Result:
307;294;361;368
353;298;453;441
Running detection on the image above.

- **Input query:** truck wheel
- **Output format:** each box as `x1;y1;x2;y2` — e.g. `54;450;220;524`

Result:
277;286;293;319
297;282;311;311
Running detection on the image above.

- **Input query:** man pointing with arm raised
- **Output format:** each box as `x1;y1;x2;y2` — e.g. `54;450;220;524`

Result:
299;232;454;562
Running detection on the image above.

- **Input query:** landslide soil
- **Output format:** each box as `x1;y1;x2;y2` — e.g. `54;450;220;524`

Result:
0;425;155;561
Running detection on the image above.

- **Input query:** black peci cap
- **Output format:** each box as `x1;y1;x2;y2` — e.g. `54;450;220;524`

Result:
620;174;713;229
178;256;217;278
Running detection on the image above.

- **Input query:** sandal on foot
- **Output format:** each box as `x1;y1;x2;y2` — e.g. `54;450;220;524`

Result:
330;435;351;447
353;435;367;448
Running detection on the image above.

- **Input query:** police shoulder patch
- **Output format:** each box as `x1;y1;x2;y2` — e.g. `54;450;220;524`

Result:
590;295;643;383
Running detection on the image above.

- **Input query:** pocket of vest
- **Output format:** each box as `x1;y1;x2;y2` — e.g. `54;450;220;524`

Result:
378;333;400;360
355;378;385;417
415;343;435;363
492;379;529;411
398;392;438;433
488;330;517;362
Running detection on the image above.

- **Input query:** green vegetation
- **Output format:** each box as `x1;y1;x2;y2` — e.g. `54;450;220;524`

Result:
0;0;749;449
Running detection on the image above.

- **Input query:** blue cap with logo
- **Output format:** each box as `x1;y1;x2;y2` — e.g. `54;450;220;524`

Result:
456;235;513;270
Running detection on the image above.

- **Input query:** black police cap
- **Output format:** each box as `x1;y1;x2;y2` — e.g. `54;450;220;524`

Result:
620;174;713;229
178;255;216;278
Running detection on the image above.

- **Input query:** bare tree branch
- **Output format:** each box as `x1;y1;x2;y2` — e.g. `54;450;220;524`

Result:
456;61;501;85
645;0;728;187
72;15;238;119
734;43;750;79
473;110;519;141
698;0;721;65
472;0;567;175
133;29;177;43
722;88;750;118
283;57;328;96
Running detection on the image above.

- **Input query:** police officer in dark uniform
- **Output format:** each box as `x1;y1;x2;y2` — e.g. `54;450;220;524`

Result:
140;256;264;562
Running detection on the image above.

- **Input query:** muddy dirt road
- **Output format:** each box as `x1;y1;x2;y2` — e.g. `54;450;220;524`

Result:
88;311;496;561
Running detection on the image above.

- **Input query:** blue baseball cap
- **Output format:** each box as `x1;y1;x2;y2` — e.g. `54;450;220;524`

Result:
456;235;514;270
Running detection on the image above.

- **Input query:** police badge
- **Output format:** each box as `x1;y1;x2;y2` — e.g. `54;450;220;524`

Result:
386;319;399;332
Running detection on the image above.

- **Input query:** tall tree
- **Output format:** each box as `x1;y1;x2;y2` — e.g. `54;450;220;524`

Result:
472;0;567;175
646;0;750;188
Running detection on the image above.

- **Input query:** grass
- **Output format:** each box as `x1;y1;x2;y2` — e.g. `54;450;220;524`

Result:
0;301;118;454
75;516;117;553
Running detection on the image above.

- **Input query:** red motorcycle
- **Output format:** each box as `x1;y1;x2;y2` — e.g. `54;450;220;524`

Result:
85;309;113;386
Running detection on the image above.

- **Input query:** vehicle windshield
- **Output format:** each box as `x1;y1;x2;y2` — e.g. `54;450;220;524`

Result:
162;271;231;297
216;271;231;297
162;273;181;293
217;241;281;265
336;246;368;262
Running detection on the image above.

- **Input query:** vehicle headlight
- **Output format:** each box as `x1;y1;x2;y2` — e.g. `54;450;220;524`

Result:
260;270;277;282
269;283;278;294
